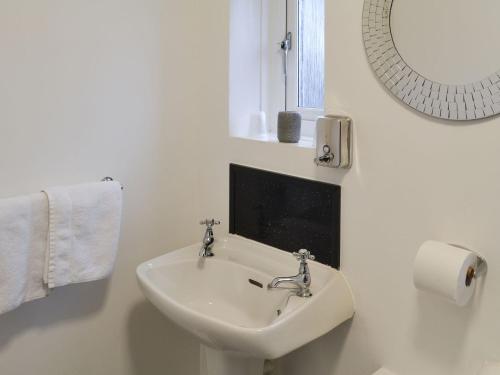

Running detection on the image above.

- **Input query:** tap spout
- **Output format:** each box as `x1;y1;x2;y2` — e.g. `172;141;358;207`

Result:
268;272;312;298
269;276;301;289
199;227;215;257
198;219;220;257
267;249;314;297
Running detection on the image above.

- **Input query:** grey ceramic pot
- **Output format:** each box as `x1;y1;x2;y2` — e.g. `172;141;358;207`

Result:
277;111;301;143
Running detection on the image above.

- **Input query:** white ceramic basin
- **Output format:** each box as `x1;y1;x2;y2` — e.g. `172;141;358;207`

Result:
137;235;354;374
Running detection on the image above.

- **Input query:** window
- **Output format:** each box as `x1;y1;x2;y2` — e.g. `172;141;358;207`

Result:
297;0;325;109
265;0;325;139
229;0;325;142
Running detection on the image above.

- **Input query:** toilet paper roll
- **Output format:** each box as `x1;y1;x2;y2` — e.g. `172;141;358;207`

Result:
413;241;477;306
478;362;500;375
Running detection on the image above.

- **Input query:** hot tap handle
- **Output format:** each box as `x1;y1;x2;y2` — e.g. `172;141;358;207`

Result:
200;219;221;227
292;249;315;261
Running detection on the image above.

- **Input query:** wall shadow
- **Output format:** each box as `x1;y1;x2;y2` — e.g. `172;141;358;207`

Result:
0;279;109;351
411;289;481;366
278;318;377;375
126;300;199;375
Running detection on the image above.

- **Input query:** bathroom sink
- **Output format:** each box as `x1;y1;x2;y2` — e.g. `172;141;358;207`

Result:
136;235;354;374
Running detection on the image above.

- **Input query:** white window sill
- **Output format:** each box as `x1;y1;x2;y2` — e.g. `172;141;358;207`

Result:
232;133;315;149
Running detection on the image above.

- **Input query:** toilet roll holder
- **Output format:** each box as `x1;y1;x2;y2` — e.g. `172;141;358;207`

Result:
444;243;487;287
465;254;487;287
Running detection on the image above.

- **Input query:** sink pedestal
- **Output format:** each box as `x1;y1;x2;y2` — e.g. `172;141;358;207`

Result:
200;345;264;375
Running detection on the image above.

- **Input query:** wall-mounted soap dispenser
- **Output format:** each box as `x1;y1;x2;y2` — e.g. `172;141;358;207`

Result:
314;115;352;169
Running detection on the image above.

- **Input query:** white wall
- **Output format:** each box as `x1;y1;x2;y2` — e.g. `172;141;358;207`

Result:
229;0;262;138
2;1;500;375
0;1;202;374
197;1;500;375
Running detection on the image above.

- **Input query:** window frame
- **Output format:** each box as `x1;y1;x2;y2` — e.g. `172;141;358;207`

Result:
285;0;325;122
260;0;324;139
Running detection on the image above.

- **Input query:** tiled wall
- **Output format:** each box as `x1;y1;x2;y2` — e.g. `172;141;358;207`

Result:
230;164;341;268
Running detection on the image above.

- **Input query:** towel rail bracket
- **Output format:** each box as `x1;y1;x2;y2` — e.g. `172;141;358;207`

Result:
101;177;124;190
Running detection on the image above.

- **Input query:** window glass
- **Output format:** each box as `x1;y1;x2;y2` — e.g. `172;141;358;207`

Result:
297;0;325;109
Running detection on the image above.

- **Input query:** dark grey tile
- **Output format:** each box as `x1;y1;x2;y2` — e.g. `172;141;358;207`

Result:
229;164;340;268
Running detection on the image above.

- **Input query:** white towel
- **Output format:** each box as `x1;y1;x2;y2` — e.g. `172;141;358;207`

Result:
0;193;49;314
43;181;122;288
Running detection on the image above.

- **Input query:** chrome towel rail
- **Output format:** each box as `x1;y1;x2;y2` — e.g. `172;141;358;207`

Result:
101;177;124;190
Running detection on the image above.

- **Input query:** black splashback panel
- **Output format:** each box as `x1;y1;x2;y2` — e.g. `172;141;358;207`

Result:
229;164;340;268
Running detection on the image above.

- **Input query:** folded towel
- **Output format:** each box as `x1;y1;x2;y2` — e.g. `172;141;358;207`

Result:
0;193;49;314
43;181;122;289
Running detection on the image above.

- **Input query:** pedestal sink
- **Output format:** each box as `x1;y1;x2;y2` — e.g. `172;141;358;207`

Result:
136;235;355;375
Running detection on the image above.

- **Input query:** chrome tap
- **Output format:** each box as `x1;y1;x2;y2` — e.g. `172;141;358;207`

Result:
199;219;220;257
268;249;315;297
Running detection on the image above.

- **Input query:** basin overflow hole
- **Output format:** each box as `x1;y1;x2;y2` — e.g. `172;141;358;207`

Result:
248;279;264;288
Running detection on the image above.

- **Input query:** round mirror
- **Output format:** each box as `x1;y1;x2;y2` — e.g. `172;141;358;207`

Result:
363;0;500;121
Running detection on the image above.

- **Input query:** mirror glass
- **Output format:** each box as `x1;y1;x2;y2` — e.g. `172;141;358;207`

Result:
390;0;500;84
